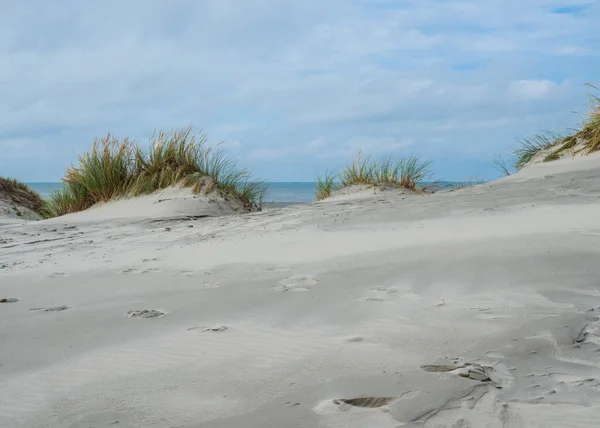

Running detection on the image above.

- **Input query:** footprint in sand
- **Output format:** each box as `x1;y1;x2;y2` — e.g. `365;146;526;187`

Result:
364;297;385;303
29;305;70;312
332;397;396;409
50;272;67;277
264;266;292;273
120;268;161;275
422;363;502;388
399;389;420;400
0;298;19;303
275;275;319;292
126;309;164;319
188;325;228;332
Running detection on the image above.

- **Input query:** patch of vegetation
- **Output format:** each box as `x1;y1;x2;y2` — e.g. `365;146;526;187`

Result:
493;154;512;176
316;151;432;201
43;127;266;217
512;84;600;171
0;177;45;216
11;206;23;217
513;132;557;171
453;176;484;190
543;152;560;163
581;83;600;153
316;171;339;201
556;135;578;152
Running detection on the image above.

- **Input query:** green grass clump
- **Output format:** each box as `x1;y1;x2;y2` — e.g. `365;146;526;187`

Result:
316;151;432;201
316;171;340;201
453;176;484;190
543;152;560;163
44;127;266;217
493;154;512;176
512;84;600;171
581;84;600;153
0;177;45;216
513;132;557;171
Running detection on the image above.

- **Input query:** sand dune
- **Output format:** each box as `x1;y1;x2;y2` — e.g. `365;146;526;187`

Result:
1;155;600;427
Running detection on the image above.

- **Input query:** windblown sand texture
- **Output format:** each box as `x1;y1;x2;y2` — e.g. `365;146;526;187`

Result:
1;154;600;427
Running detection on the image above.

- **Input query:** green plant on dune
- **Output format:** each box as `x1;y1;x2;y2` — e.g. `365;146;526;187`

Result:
43;127;266;218
315;151;432;201
339;151;432;190
453;176;484;190
512;84;600;171
512;132;558;171
493;154;512;176
316;170;340;201
0;177;45;216
580;83;600;153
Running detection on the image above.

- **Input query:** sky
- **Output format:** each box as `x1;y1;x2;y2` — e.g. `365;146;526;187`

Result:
1;0;599;182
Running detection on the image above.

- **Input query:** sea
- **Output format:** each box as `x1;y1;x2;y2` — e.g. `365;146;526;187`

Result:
26;181;461;206
26;182;319;205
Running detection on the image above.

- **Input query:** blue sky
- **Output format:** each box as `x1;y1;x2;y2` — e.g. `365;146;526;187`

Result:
1;0;599;182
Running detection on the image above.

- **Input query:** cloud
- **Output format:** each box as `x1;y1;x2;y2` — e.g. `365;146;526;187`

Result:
0;0;599;181
510;80;559;100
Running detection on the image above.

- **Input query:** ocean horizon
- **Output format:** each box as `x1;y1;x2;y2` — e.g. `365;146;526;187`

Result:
26;182;320;204
26;181;462;205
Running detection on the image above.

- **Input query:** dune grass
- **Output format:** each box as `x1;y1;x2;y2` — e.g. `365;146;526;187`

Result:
453;176;484;190
316;171;339;201
493;154;512;176
0;177;45;216
316;152;432;201
581;84;600;153
43;127;266;217
512;132;558;171
512;84;600;170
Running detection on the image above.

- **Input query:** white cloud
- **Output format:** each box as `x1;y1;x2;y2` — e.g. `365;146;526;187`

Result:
510;80;559;100
0;0;598;181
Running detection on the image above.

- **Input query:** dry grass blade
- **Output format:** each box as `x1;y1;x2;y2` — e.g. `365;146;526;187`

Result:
493;154;512;176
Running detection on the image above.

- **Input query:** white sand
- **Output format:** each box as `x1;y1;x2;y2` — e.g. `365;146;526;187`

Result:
1;155;600;427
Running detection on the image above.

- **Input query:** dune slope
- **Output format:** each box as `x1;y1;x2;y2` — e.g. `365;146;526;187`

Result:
1;155;600;428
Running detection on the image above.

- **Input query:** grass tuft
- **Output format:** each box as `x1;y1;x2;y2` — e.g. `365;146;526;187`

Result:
511;84;600;171
543;152;560;163
316;151;432;200
493;154;512;176
316;171;340;201
581;83;600;153
513;132;557;171
43;127;266;218
453;176;484;190
0;177;45;216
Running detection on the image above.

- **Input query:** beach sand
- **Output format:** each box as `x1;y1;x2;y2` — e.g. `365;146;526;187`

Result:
1;154;600;427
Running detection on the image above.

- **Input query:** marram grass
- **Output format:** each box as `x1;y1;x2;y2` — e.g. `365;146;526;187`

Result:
43;127;266;218
0;177;46;216
512;84;600;170
316;152;432;201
